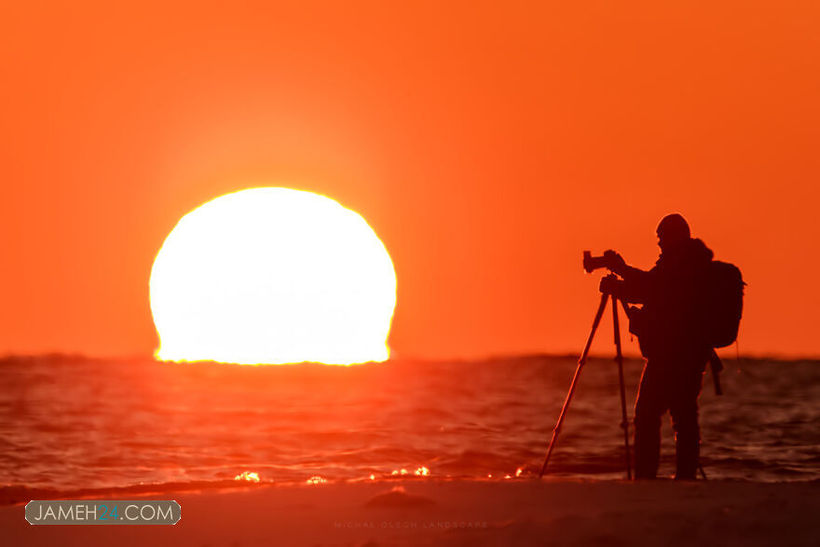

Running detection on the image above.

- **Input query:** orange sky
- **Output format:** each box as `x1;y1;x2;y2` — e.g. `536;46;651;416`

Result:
1;2;818;359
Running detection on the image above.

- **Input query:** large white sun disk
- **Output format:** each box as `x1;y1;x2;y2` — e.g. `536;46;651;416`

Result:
149;187;397;365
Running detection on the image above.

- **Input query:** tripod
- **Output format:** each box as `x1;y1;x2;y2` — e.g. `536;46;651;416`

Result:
539;291;632;479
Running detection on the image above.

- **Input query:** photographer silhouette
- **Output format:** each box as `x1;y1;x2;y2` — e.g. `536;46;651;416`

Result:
600;214;714;480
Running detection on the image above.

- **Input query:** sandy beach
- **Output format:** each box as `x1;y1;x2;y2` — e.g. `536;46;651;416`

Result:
2;479;817;546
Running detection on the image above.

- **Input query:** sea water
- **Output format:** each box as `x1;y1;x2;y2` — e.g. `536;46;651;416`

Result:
0;354;817;497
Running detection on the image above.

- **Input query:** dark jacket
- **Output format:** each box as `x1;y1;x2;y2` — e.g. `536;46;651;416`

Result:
613;238;714;364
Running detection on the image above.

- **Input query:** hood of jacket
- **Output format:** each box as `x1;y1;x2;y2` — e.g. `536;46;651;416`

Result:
655;237;714;269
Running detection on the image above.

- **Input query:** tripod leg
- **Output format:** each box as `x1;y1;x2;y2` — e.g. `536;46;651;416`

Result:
539;293;608;478
611;295;632;480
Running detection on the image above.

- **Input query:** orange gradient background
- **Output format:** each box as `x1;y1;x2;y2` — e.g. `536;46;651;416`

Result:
1;2;818;359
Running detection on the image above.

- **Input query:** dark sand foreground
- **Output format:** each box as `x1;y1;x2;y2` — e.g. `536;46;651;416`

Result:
2;479;817;546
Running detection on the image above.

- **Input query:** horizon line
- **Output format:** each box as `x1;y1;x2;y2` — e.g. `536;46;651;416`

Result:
1;350;818;365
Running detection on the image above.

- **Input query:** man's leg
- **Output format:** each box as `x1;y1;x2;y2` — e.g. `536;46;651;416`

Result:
669;366;704;480
633;360;666;479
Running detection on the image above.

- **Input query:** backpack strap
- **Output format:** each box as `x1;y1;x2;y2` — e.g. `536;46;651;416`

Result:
709;349;723;396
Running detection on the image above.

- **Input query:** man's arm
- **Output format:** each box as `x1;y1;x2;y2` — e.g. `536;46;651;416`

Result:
601;251;652;303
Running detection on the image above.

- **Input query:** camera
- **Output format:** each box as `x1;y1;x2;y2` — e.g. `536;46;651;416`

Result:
583;250;611;273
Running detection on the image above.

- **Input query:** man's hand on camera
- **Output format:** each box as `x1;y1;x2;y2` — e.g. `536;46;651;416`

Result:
599;273;622;296
603;250;626;272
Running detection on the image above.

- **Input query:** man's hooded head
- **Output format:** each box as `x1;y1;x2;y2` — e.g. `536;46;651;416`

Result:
656;213;691;253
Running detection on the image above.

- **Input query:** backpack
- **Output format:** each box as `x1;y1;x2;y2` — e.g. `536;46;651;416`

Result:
702;260;745;348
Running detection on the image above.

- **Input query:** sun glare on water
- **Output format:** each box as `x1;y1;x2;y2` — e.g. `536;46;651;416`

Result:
149;187;397;365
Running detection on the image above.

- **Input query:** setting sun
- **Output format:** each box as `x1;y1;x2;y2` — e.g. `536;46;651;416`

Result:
149;187;397;364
